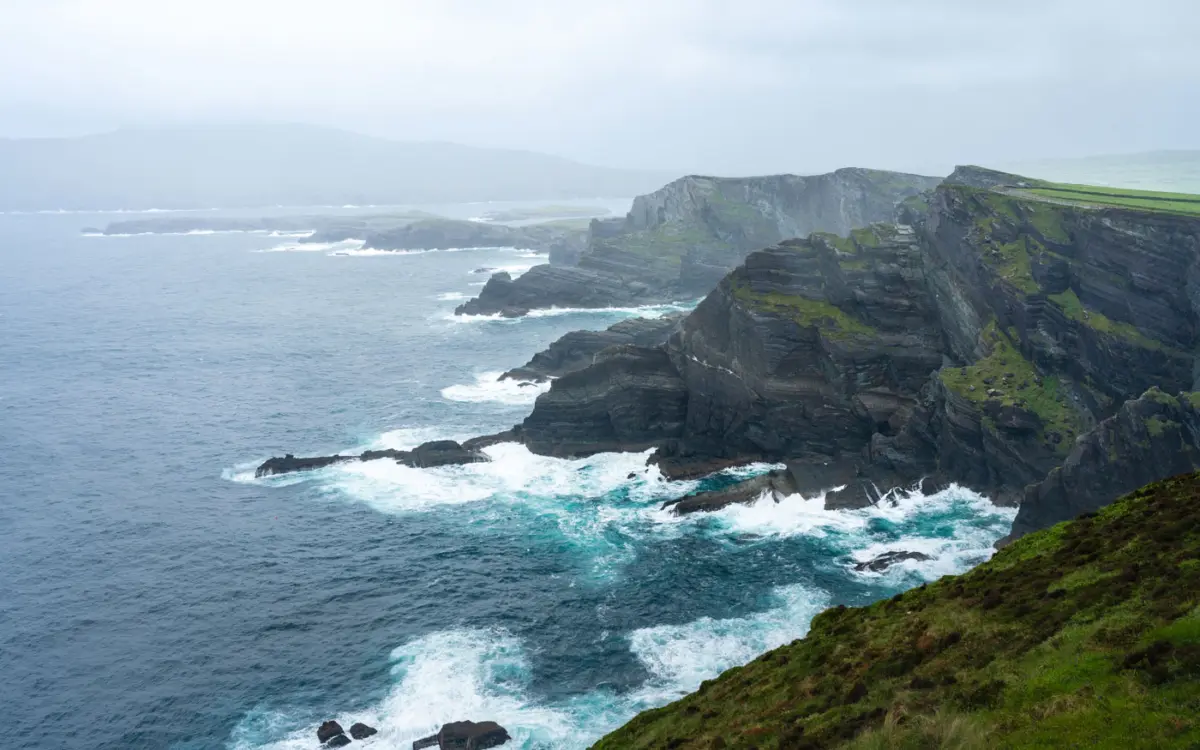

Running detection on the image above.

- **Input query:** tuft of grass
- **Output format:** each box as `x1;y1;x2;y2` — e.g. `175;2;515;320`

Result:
729;275;876;340
592;471;1200;749
1047;289;1164;350
938;323;1087;454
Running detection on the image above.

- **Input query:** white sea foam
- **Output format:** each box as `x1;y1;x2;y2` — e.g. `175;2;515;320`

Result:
256;238;366;254
440;371;551;405
228;427;1016;749
436;291;470;301
443;300;698;325
693;482;1016;583
522;300;699;320
629;583;829;694
230;585;832;750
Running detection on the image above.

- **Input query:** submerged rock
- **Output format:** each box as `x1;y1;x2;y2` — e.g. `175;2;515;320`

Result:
852;550;933;572
662;469;798;515
349;722;378;740
255;440;488;478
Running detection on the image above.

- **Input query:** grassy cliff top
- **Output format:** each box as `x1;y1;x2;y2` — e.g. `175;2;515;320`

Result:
593;472;1200;749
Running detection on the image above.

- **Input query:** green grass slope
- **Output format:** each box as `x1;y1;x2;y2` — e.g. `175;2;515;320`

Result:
593;473;1200;749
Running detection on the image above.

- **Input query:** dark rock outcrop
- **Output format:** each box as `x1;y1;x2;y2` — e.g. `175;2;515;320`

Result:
500;314;684;382
521;345;689;457
455;265;652;316
317;721;345;745
520;222;943;484
413;720;511;750
325;735;351;748
255;440;488;478
457;169;940;316
852;550;933;572
348;722;378;740
509;168;1200;528
662;469;797;515
1001;389;1200;545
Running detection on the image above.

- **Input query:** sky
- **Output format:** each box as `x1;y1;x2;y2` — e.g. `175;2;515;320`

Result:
1;0;1198;175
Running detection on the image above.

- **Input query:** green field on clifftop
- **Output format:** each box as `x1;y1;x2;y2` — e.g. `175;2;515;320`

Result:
593;473;1200;749
1020;182;1200;216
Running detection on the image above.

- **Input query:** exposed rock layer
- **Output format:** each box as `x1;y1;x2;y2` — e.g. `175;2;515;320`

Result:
513;166;1200;529
458;169;939;316
500;314;684;382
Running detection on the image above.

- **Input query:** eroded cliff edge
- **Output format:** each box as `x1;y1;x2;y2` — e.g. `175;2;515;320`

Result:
517;167;1200;529
456;168;940;316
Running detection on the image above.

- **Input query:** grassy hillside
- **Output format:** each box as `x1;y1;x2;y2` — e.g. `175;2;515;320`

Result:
593;472;1200;749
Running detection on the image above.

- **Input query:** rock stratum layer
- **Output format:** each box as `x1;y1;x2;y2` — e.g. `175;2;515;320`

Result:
593;471;1200;749
517;166;1200;529
456;168;940;316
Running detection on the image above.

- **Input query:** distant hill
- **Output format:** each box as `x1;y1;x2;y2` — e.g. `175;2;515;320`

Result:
0;124;678;211
1003;150;1200;194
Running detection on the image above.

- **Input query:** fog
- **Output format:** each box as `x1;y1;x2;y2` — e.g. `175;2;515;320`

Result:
1;0;1198;176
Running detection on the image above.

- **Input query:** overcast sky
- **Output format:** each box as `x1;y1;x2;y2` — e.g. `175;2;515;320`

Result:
1;0;1197;175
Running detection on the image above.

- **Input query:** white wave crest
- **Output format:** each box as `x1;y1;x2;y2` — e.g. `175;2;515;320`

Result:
436;292;470;301
440;371;550;405
521;301;698;320
694;483;1016;582
629;583;829;695
230;586;831;750
256;239;365;254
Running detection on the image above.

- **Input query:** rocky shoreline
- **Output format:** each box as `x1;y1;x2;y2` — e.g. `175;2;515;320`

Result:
260;165;1200;547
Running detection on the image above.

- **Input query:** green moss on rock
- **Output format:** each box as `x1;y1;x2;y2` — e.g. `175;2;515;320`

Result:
593;471;1200;749
1047;289;1164;351
939;324;1087;454
730;277;876;340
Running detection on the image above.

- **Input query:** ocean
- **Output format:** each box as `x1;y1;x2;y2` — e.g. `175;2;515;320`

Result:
0;203;1015;749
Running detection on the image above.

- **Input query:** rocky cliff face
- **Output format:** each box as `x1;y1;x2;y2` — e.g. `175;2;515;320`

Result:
500;314;683;382
1004;388;1200;543
516;168;1200;525
457;169;939;316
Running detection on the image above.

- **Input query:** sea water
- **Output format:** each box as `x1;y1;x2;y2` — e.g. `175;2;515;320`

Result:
0;207;1015;750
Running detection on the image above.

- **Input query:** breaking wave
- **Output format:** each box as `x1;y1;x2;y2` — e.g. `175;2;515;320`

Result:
256;239;366;254
440;372;551;405
230;582;831;750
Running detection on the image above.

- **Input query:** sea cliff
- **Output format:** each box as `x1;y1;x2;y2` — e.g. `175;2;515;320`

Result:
456;169;939;316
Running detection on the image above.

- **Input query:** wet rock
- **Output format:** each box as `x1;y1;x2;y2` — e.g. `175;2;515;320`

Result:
325;735;351;748
317;721;345;745
853;550;933;572
349;722;378;740
663;469;797;515
413;720;511;749
472;267;496;274
255;440;488;478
